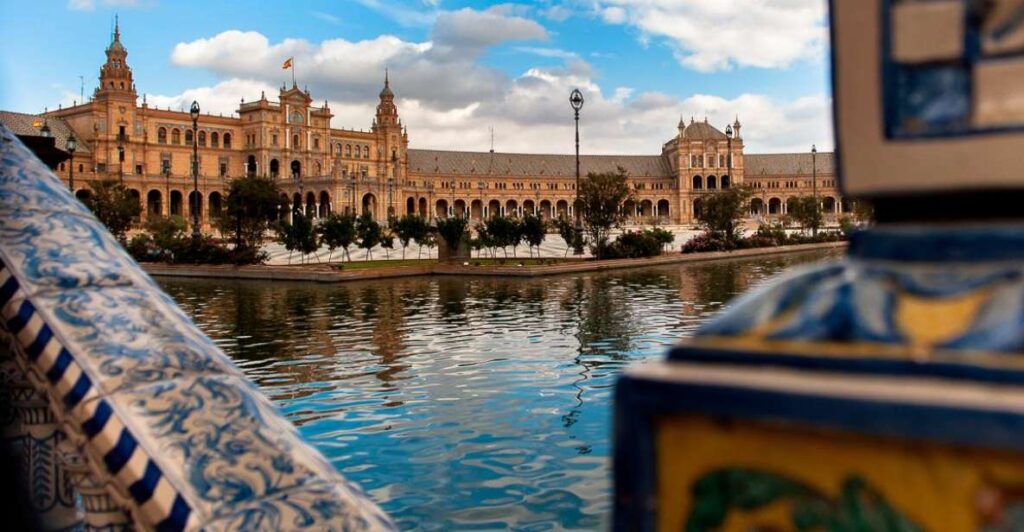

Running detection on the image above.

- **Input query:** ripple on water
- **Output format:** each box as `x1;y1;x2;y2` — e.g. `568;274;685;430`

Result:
160;249;840;530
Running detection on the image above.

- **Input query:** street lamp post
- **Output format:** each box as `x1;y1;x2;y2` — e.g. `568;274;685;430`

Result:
164;167;171;217
569;89;584;230
66;133;77;193
811;144;818;237
190;100;201;243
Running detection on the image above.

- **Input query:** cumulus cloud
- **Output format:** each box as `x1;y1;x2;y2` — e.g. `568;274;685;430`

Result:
159;6;832;155
592;0;828;72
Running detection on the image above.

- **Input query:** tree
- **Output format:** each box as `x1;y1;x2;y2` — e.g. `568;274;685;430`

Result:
144;215;188;253
696;186;753;243
356;213;381;260
380;227;395;259
436;216;469;255
483;215;517;258
852;199;874;224
215;175;286;251
420;232;437;259
413;223;433;259
788;196;823;234
521;214;547;257
275;212;318;264
392;214;426;259
319;213;357;262
578;167;634;259
83;179;142;242
553;217;585;257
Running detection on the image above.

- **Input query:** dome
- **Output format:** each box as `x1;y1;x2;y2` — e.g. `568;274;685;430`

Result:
682;121;727;140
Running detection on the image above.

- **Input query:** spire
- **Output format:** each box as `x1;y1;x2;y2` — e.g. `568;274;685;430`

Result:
114;14;120;42
379;69;394;99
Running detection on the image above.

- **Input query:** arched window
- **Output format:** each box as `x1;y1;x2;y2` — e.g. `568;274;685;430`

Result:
223;132;232;148
211;132;219;148
363;146;369;158
184;130;193;145
293;134;300;149
171;129;181;144
707;175;717;189
198;131;206;147
157;127;167;144
346;144;352;157
692;175;703;190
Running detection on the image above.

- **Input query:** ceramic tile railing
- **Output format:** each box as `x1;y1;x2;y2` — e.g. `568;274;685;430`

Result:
0;125;395;530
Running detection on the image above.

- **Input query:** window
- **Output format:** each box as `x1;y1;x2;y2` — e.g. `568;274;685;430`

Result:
198;131;206;147
171;129;181;144
223;133;231;148
59;163;65;171
346;144;352;157
211;132;219;148
363;146;369;158
135;165;143;175
313;137;320;149
78;164;83;173
157;127;167;144
97;163;107;173
293;134;300;149
185;130;193;145
219;162;227;177
161;157;171;175
272;134;278;146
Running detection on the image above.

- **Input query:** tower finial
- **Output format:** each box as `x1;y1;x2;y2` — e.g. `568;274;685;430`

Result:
114;14;120;41
385;67;390;88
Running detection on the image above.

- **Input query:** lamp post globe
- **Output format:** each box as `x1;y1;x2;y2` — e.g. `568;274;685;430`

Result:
66;133;77;193
190;100;201;243
40;120;51;138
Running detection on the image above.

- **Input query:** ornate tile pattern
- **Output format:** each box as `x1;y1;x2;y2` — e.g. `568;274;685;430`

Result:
0;124;395;530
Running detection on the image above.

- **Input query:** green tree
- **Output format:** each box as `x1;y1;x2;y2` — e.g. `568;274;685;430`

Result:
788;196;823;235
392;214;426;259
521;213;547;257
696;186;753;243
215;175;286;251
318;213;357;262
436;216;469;255
553;217;585;257
83;179;142;242
484;215;518;258
578;167;634;259
356;213;382;260
380;227;395;259
274;212;318;264
144;215;188;253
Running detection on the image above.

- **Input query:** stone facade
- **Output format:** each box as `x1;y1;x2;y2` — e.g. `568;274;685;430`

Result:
6;22;847;228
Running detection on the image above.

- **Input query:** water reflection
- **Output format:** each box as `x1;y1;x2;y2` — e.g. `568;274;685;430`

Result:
161;249;840;530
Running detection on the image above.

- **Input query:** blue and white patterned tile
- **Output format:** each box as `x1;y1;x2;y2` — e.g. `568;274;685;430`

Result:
198;481;396;531
0;211;150;293
108;374;380;525
14;285;242;396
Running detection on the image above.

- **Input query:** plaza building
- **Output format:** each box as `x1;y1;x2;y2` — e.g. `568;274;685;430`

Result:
4;23;848;229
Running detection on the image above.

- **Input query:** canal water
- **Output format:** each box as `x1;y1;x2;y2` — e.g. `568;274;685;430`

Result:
159;249;840;530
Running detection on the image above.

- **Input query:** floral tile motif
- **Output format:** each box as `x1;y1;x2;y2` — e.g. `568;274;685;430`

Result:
0;209;151;293
13;285;242;396
109;375;392;525
198;481;396;531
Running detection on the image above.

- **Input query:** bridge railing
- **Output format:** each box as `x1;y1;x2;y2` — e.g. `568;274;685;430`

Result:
0;124;395;530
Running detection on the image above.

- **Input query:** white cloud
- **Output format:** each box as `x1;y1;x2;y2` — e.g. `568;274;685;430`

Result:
157;6;832;155
541;5;572;22
592;0;828;72
311;11;341;25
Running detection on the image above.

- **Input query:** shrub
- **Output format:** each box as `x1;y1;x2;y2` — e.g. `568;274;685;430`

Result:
604;229;666;259
682;231;736;253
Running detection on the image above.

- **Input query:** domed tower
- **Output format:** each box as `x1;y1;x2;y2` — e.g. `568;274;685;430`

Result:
94;16;136;102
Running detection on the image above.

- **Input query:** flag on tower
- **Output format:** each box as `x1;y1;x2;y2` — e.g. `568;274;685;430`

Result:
282;57;293;70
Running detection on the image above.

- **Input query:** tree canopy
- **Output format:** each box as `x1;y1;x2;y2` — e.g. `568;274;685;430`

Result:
578;167;634;259
215;175;287;250
695;186;752;242
83;179;142;242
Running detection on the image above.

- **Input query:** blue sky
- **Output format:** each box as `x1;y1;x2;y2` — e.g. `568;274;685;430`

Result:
0;0;833;154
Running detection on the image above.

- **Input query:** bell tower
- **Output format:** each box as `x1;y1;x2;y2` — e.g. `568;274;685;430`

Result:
94;16;137;102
